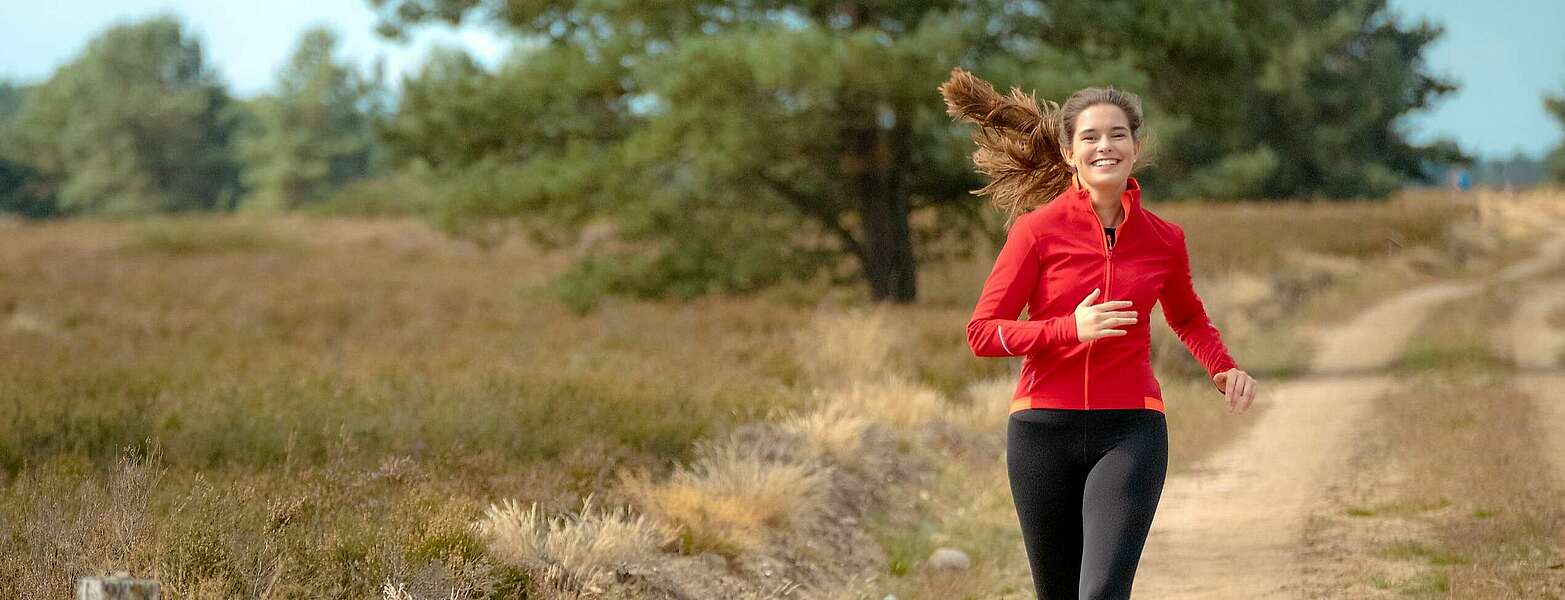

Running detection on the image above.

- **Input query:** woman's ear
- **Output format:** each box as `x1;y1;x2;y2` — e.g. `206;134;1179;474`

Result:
1060;147;1074;172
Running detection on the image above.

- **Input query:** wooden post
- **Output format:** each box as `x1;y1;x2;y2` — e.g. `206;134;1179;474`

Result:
76;574;160;600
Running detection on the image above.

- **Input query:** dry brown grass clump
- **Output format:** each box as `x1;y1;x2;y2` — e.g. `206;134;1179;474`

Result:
621;435;829;560
822;376;946;428
473;495;673;597
1475;185;1565;240
949;378;1014;434
778;403;873;471
794;306;902;390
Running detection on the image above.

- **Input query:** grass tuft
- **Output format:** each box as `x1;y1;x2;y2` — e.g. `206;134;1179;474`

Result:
474;495;671;595
620;433;827;559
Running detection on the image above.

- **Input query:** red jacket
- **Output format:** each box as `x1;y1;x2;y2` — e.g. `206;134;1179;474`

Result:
966;177;1237;414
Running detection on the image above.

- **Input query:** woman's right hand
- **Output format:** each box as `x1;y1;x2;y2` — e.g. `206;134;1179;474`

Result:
1075;288;1137;342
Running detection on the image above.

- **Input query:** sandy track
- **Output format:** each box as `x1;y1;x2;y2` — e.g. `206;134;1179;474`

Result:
1134;233;1565;599
1510;279;1565;487
1495;235;1565;283
1134;375;1392;598
1511;280;1565;372
1307;281;1480;375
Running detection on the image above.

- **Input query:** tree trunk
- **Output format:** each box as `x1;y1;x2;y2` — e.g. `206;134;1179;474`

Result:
848;121;917;302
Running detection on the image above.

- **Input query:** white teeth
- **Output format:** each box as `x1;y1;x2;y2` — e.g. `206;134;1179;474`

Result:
1091;159;1119;167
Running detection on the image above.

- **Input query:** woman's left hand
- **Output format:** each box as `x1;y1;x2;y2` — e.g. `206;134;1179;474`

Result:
1213;368;1257;414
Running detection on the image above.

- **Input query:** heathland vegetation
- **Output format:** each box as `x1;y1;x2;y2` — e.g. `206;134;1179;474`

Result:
5;2;1565;598
0;189;1517;597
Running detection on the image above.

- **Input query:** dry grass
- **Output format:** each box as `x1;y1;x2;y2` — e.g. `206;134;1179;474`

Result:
0;216;813;477
1158;189;1478;275
119;217;301;256
1302;278;1565;598
944;378;1014;434
0;445;508;598
1310;374;1565;597
793;307;901;390
778;403;873;471
822;376;947;428
1153;189;1510;379
862;445;1034;600
0;449;165;597
1474;186;1565;241
474;495;672;596
621;435;829;560
0;190;1497;597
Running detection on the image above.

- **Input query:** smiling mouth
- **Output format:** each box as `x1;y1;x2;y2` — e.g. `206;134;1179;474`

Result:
1090;158;1121;168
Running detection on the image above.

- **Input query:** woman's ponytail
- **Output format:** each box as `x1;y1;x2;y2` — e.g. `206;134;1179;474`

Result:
937;67;1074;228
938;68;1147;229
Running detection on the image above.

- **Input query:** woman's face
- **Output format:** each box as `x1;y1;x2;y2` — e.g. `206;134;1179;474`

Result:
1063;104;1141;191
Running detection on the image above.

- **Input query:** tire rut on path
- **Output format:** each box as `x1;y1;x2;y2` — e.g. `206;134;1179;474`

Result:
1134;232;1565;599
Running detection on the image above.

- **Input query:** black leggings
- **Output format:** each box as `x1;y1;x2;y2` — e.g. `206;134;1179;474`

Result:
1007;408;1168;600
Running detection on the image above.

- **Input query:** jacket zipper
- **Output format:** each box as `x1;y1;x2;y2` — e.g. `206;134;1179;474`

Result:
1084;196;1124;410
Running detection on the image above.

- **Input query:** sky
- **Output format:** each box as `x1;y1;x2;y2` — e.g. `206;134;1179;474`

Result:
1;1;1562;160
1392;0;1565;159
0;1;514;96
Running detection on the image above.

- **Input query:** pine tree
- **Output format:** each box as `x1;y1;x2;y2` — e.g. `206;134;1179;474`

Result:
7;15;239;215
238;27;379;211
373;0;1459;306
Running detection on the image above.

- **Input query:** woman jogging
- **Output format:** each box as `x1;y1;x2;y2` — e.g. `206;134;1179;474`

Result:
938;68;1259;599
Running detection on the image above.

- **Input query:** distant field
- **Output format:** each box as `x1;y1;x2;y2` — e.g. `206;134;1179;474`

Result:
0;191;1494;597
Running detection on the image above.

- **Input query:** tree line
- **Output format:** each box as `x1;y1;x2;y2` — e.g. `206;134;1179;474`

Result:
2;2;1561;306
0;17;382;218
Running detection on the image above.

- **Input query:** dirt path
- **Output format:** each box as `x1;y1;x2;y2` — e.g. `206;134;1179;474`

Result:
1510;279;1565;487
1134;233;1565;598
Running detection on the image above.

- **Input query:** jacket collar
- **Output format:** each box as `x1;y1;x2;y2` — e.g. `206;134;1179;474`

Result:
1068;176;1141;228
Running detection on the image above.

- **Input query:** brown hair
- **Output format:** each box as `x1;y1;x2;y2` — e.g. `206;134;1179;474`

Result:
938;67;1147;227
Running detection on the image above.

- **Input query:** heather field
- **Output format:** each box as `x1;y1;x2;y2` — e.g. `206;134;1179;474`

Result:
5;2;1563;598
5;189;1561;598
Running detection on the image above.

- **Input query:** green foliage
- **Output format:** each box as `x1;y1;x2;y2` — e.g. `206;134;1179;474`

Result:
550;215;837;314
0;82;53;217
237;27;383;211
1041;0;1464;199
0;158;55;218
1178;146;1280;200
0;81;22;122
375;1;1463;308
380;3;1145;306
3;15;240;215
306;169;439;217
